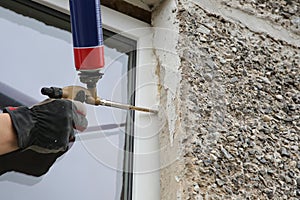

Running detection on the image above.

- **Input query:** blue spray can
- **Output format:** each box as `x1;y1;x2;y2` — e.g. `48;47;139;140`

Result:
69;0;104;71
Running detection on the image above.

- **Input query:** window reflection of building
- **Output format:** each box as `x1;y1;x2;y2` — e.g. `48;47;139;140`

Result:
0;2;136;200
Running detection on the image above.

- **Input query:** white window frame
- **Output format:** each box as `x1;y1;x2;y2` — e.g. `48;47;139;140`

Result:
31;1;160;199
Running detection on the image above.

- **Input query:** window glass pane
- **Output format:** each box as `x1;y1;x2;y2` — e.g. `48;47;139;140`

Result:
0;6;131;200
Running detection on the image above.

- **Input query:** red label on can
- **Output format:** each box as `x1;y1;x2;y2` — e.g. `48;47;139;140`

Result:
73;46;105;71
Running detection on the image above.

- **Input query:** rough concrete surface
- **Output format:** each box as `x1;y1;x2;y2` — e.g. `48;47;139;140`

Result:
221;0;300;35
154;0;300;199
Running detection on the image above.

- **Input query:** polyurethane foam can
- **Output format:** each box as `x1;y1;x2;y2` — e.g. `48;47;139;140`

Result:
69;0;104;71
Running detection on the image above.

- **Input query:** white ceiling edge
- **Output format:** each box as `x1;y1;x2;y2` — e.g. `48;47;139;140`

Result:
32;0;70;14
125;0;166;10
33;0;165;12
123;0;151;11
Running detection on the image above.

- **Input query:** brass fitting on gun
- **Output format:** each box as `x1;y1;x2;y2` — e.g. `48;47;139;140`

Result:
78;71;103;100
61;86;100;105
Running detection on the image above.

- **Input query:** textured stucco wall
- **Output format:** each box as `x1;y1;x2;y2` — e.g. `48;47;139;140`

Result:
153;0;300;199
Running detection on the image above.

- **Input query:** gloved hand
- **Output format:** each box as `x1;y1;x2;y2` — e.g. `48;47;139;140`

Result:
3;99;88;153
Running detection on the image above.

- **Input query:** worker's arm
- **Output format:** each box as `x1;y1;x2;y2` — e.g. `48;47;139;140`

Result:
0;99;87;156
0;113;18;155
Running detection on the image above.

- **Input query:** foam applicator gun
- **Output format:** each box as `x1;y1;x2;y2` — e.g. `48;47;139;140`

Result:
41;86;158;114
44;1;157;113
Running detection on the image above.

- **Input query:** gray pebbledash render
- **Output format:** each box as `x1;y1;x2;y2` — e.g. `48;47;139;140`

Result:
152;0;300;199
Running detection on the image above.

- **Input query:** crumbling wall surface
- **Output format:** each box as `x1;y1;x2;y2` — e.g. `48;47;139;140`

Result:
220;0;300;35
152;0;185;200
176;0;300;199
155;0;300;199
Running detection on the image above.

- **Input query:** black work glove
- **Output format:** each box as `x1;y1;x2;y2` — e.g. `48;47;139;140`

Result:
3;99;88;153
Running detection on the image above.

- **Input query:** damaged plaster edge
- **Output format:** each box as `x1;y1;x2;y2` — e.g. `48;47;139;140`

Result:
152;0;181;147
192;0;300;48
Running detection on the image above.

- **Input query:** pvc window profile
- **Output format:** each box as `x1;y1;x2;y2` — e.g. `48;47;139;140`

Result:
0;1;136;200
